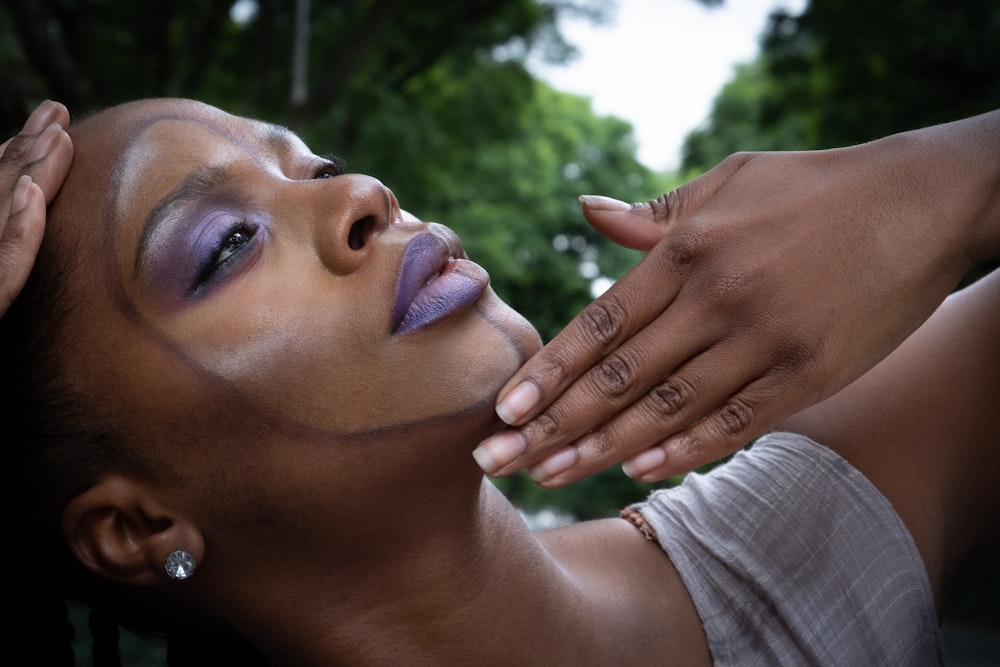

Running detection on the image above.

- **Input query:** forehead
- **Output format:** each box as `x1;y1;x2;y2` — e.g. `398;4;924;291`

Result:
64;100;308;269
99;102;302;211
70;100;304;204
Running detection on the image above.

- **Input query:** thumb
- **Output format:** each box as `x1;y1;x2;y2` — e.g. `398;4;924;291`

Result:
578;195;664;251
580;153;755;251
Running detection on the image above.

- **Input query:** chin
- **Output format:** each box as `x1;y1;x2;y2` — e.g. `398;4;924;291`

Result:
477;289;543;363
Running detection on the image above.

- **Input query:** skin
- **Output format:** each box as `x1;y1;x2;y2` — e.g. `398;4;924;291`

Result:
473;109;1000;486
0;100;73;315
10;98;998;665
47;99;711;666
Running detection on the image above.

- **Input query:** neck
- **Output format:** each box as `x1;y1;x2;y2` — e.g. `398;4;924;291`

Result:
228;479;708;666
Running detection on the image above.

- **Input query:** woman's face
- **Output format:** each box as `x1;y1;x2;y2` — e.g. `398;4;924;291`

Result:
53;99;541;494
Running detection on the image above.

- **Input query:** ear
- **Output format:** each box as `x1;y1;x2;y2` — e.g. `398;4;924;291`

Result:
61;474;205;587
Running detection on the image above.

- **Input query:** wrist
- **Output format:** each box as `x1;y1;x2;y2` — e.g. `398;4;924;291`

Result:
909;109;1000;265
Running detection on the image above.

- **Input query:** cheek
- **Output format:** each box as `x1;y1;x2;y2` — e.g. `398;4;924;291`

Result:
269;307;529;434
154;288;537;437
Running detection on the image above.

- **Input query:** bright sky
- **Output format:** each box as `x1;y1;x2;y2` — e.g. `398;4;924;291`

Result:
529;0;807;171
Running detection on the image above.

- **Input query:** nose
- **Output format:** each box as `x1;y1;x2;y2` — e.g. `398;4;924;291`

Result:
314;174;395;275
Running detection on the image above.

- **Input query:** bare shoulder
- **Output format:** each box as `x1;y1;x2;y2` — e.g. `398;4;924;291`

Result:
780;268;1000;606
539;517;712;666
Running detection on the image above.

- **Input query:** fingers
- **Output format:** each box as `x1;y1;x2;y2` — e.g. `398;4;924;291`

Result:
579;153;754;252
23;124;74;203
0;100;73;317
489;227;700;430
476;217;728;478
0;176;45;314
473;219;696;478
488;153;753;426
476;323;700;479
578;194;671;251
490;196;692;430
1;100;73;199
527;356;746;486
477;278;718;478
528;351;806;487
525;333;784;486
474;154;766;481
621;369;805;483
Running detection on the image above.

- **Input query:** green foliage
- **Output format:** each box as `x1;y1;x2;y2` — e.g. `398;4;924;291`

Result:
1;0;676;519
763;0;1000;148
683;0;1000;172
681;59;818;170
7;0;998;524
68;602;167;667
493;469;680;522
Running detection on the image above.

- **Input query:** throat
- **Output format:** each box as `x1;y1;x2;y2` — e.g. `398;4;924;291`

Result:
252;481;697;666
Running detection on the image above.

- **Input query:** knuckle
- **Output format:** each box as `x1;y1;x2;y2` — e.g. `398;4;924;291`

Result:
772;338;819;378
526;410;563;442
645;377;693;419
717;398;755;436
0;134;31;165
581;429;615;459
652;232;705;279
647;190;676;225
593;352;638;398
671;435;706;464
723;151;753;167
578;299;625;351
704;272;752;311
533;349;571;387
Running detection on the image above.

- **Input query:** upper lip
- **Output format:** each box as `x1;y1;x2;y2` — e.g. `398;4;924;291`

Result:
391;229;465;332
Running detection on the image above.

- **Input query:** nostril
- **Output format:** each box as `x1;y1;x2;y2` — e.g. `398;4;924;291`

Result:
348;215;375;250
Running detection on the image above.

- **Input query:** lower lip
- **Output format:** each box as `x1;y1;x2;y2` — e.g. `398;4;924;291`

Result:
396;259;489;334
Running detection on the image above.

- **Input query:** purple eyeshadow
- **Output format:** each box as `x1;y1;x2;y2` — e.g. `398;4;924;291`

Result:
145;208;263;299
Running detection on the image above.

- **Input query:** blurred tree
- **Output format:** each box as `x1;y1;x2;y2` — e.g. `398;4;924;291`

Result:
0;0;679;521
0;0;668;344
680;58;818;172
682;0;1000;172
763;0;1000;149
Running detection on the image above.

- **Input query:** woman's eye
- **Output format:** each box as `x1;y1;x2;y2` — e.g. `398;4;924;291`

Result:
313;157;344;180
217;229;252;265
192;221;258;292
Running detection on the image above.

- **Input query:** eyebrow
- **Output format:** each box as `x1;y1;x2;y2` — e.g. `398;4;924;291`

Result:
133;165;231;279
261;122;297;148
128;119;330;280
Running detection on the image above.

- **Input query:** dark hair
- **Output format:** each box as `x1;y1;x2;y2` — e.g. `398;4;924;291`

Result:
0;175;268;665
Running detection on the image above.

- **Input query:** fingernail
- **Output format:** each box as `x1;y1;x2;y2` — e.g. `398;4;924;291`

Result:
579;195;633;212
622;446;666;479
28;124;63;163
23;100;59;135
472;430;527;474
527;446;577;483
11;175;32;215
496;381;539;425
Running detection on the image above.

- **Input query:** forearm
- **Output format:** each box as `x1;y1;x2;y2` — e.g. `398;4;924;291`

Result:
879;108;1000;266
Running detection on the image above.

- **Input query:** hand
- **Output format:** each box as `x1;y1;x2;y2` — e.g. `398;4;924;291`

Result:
0;100;73;316
473;114;1000;486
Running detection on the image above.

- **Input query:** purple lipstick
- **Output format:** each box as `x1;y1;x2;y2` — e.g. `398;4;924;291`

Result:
392;232;489;335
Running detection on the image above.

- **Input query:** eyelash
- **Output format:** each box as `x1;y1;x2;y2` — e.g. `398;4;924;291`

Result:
191;159;343;293
193;219;258;293
313;157;344;180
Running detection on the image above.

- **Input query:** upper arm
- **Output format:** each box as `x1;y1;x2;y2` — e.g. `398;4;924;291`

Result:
778;268;1000;607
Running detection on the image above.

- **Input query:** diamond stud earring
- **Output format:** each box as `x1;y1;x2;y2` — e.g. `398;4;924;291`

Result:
165;550;196;580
